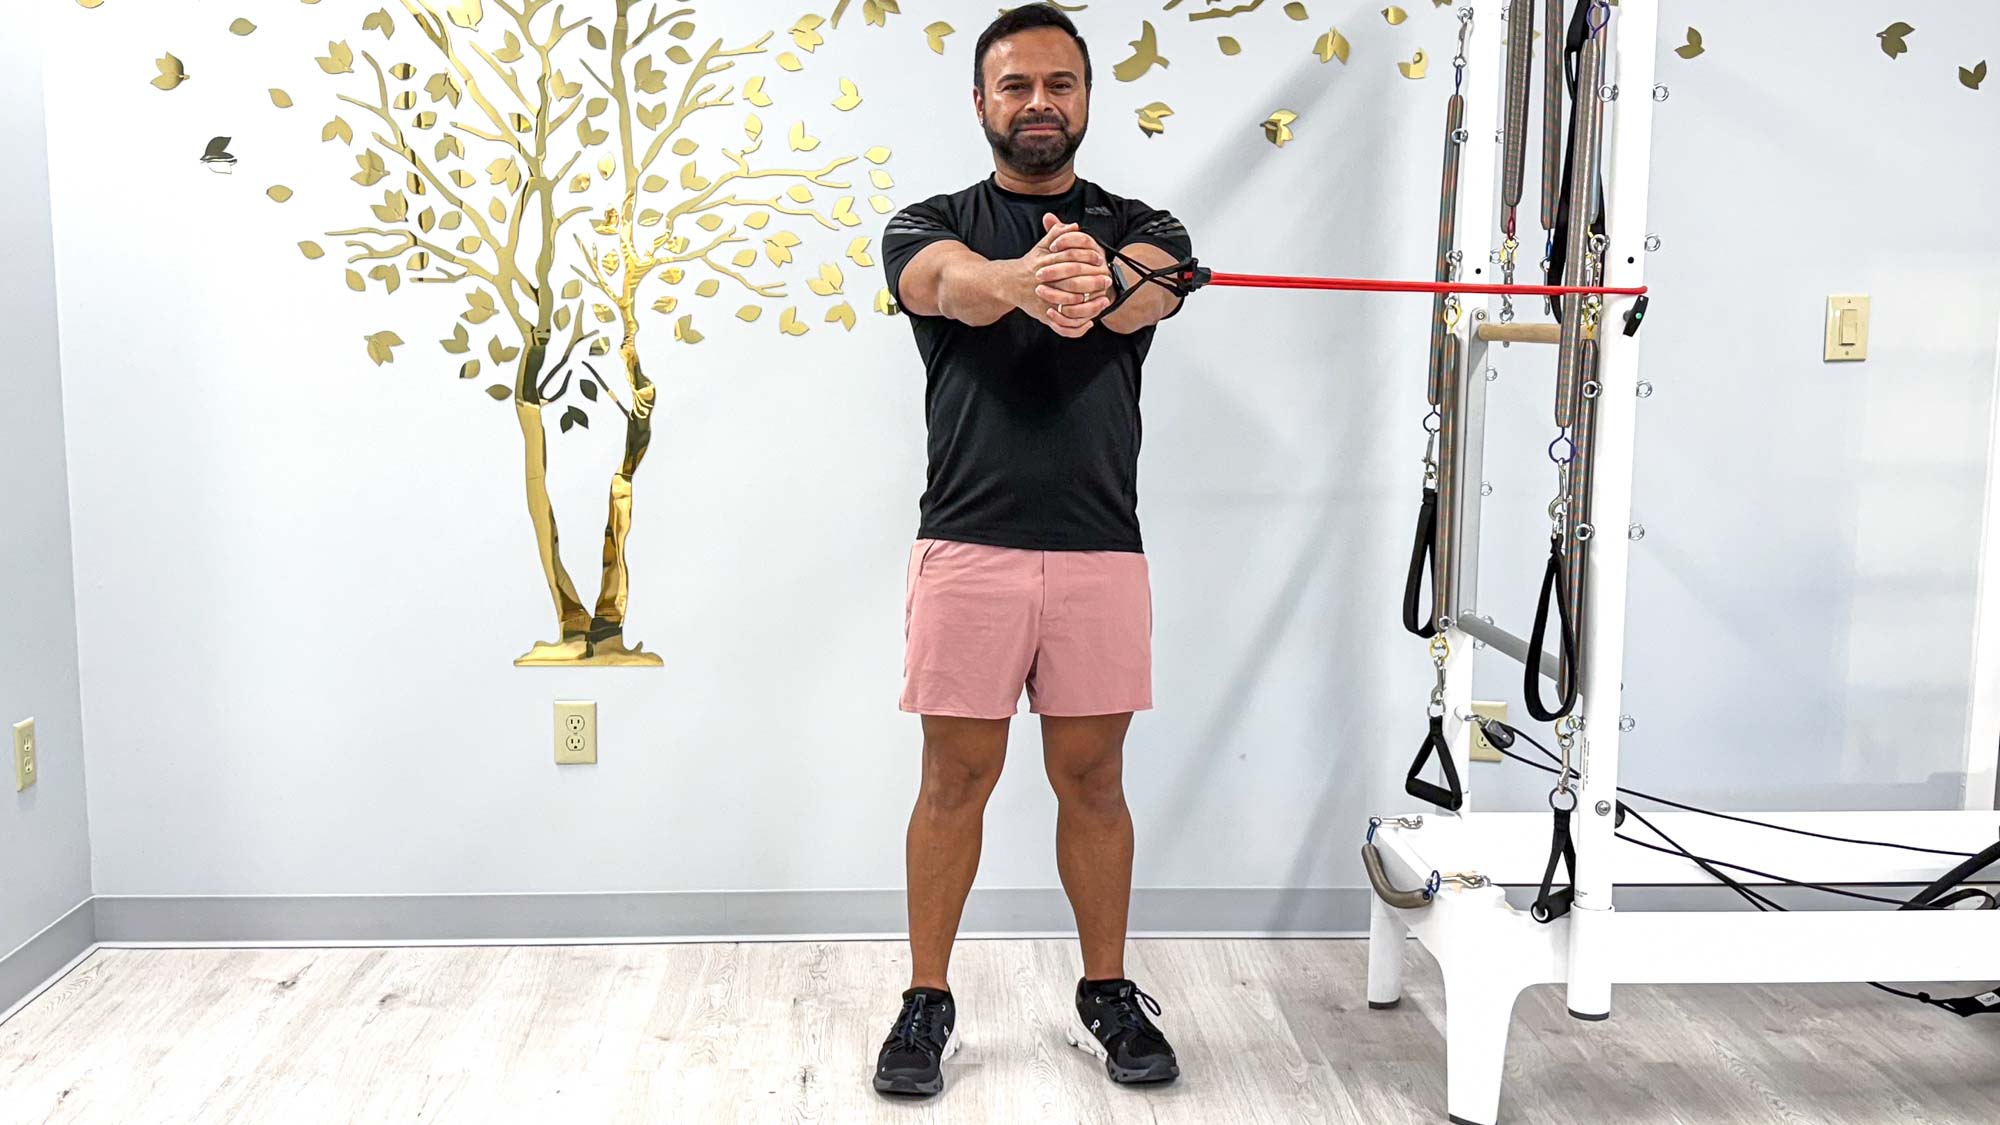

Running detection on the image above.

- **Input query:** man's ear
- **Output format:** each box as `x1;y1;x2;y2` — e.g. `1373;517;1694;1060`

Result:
971;88;983;122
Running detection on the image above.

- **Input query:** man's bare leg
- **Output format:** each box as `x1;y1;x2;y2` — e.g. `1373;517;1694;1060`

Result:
1042;712;1135;981
906;715;1010;991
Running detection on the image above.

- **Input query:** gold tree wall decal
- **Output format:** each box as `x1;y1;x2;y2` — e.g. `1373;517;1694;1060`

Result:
84;0;906;668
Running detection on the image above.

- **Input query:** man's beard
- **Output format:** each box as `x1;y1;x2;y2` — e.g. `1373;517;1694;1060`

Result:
983;112;1086;176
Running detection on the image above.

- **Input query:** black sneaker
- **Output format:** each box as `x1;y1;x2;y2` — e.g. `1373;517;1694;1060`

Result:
1067;978;1180;1084
872;986;959;1097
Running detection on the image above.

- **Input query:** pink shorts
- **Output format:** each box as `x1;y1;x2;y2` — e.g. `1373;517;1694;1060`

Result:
902;538;1153;720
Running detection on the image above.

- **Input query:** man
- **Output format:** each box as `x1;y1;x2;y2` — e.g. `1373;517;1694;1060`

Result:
872;3;1193;1100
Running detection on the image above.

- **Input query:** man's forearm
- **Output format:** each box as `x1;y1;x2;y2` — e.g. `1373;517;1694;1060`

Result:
1099;249;1184;335
937;252;1030;327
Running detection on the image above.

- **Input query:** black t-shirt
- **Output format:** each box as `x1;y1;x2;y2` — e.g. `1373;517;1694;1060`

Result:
881;175;1193;553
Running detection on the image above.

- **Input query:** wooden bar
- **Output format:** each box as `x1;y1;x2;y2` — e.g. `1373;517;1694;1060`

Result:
1475;321;1562;344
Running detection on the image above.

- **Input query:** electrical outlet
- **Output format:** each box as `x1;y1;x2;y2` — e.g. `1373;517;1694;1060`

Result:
1470;701;1507;763
554;701;596;765
13;718;36;792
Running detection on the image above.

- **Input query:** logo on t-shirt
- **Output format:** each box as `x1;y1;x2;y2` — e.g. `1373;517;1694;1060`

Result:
1085;205;1113;216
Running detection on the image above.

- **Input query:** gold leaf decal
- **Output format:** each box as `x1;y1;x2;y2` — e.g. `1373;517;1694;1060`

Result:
441;324;472;354
746;114;764;142
345;269;365;292
363;9;395;38
1961;60;1988;90
778;307;810;336
766;231;802;265
790;121;821;152
1262;109;1298;147
364;331;404;366
569;174;591;193
152;54;189;91
1285;2;1310;19
435;134;463;160
869;195;893;214
1136;101;1173;138
833;78;863;112
372;189;409;223
832;197;861;227
447;0;484;31
418;205;435;231
592;304;616;323
733;249;759;268
745;77;772;107
786;184;814;204
323;116;353;144
695;213;721;231
407;251;428;271
736;305;764;323
925;22;954;55
778;52;803;72
652;296;678;315
863;0;901;28
267;185;294;202
696;279;721;298
1114;23;1168;83
793;14;826;53
465;290;497;323
368;264;402;295
413;111;437;129
494;31;524;64
864;146;891;164
674;314;703;344
426;73;461;106
269;88;293;109
635;56;668;95
744;212;771;230
599;156;617;179
670;22;695;39
870;169;894;190
1315;27;1350;65
1219;37;1241;57
459;359;480;380
484;385;512;401
826;302;856;331
681;161;709;191
874;288;900;316
1383;6;1407;25
489;337;519;364
299;241;325;260
439;211;463;230
390;63;416;81
847;237;875;268
455;170;479;190
1399;49;1428;79
199;136;236;172
353;150;388;186
1878;22;1913;60
458;234;482;253
640;103;670;129
229;18;256;36
808;262;845;296
1675;27;1704;60
317;41;355;75
78;0;107;8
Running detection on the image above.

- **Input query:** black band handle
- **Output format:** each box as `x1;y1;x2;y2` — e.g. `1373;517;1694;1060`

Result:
1088;239;1211;321
1404;714;1464;811
1403;487;1440;639
1524;536;1579;722
1531;805;1577;923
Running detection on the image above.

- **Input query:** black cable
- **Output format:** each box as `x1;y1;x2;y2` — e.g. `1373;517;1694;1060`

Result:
1495;721;1977;859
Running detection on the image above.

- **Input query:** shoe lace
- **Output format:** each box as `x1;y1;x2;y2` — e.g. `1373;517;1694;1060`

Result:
889;993;943;1053
1101;984;1166;1041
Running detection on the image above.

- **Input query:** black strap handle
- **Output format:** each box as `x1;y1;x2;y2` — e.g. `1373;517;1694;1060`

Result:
1089;239;1211;321
1403;487;1440;639
1404;714;1464;811
1524;536;1579;722
1531;805;1577;923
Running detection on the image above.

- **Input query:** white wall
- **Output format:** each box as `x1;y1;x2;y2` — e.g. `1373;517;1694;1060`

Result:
2;2;94;955
36;1;2000;907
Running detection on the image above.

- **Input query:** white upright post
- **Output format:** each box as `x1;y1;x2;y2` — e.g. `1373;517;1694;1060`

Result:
1440;1;1508;806
1960;316;2000;810
1564;0;1659;1020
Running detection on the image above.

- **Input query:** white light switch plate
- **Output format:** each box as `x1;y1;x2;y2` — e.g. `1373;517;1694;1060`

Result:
1825;295;1869;362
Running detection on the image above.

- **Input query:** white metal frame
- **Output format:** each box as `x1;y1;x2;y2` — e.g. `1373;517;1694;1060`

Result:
1365;3;2000;1122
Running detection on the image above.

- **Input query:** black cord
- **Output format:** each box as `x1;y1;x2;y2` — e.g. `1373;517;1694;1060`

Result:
1504;716;1968;856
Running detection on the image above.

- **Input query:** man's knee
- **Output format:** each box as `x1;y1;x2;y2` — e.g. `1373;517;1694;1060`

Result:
1048;755;1127;815
918;720;1007;813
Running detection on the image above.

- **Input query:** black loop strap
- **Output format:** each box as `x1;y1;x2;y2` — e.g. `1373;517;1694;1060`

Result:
1531;806;1577;923
1524;535;1579;722
1403;486;1440;639
1404;714;1464;811
1090;240;1212;321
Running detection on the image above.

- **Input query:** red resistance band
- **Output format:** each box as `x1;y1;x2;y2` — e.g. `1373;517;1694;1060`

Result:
1196;270;1646;299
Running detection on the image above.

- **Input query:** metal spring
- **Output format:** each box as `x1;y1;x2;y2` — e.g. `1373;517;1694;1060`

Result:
1428;93;1466;409
1434;332;1462;630
1502;0;1535;213
1540;0;1566;231
1562;337;1598;679
1554;26;1606;430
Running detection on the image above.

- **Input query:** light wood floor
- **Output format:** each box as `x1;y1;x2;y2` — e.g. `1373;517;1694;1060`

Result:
3;938;1998;1123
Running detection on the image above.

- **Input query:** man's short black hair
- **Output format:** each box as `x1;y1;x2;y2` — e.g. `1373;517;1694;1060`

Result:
974;4;1092;91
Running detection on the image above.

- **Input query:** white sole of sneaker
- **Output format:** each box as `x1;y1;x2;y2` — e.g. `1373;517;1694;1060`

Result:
1065;1013;1180;1085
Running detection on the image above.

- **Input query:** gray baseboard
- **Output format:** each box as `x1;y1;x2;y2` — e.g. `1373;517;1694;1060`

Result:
91;887;1377;945
0;899;97;1022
